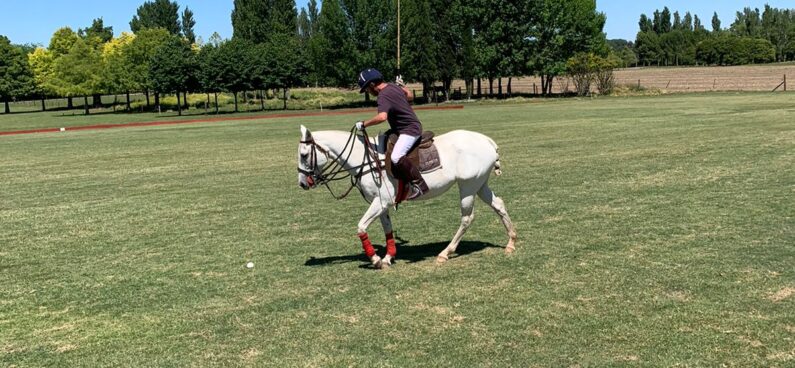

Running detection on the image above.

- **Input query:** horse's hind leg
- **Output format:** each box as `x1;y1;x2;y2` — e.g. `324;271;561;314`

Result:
437;191;476;264
478;184;517;253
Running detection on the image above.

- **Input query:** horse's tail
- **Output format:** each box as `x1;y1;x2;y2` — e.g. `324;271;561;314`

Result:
487;136;503;176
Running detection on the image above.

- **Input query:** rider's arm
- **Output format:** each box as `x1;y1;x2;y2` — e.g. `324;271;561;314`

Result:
401;86;413;102
363;112;388;128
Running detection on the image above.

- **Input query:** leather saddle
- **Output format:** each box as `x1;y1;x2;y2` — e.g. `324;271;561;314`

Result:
384;131;442;178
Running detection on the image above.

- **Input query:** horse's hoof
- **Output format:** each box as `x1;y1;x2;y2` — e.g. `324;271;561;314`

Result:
436;255;448;264
505;245;516;254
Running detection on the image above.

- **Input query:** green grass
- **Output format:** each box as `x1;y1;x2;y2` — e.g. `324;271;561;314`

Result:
1;93;793;367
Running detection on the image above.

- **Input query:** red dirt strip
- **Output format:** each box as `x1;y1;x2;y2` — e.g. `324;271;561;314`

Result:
0;105;464;137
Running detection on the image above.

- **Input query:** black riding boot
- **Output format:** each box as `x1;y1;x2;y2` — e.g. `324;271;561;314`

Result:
396;157;429;199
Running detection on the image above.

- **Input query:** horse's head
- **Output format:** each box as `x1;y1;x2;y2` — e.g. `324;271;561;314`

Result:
297;125;329;190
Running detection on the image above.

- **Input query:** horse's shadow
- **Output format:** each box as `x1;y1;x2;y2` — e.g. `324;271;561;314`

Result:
304;236;501;268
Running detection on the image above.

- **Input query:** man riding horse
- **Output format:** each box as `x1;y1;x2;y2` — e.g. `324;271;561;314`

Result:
355;68;429;200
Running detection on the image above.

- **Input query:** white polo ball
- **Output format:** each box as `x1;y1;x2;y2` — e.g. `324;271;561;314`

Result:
246;262;254;269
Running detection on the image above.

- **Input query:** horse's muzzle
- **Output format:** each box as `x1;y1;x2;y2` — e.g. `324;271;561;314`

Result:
298;175;314;190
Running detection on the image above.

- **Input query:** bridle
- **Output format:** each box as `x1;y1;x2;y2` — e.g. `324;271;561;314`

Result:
298;127;385;200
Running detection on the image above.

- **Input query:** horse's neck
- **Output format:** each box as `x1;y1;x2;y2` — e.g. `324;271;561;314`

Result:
315;131;370;170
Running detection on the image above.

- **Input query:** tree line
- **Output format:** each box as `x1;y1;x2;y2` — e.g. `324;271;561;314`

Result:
1;0;611;114
634;5;795;66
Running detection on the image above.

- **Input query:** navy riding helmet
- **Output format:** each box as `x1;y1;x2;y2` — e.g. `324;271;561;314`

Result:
358;68;383;93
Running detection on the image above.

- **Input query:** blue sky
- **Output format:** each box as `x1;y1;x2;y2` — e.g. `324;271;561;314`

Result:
1;1;794;46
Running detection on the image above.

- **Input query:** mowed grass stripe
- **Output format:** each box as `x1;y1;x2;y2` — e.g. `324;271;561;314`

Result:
1;93;793;366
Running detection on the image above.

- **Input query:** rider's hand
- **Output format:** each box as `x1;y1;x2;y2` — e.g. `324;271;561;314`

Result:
395;75;405;87
355;121;365;131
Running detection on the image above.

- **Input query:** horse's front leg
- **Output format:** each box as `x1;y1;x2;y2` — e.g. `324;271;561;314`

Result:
357;198;390;268
379;212;396;268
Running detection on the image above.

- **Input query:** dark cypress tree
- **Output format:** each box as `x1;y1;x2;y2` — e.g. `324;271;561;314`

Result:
661;7;672;33
315;0;355;86
694;15;703;31
401;0;439;99
639;14;653;33
182;7;196;44
232;0;297;43
232;0;266;42
307;0;320;35
270;0;298;37
298;8;311;40
712;12;722;32
683;12;693;32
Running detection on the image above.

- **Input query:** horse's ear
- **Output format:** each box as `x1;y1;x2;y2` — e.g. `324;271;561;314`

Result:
301;125;312;140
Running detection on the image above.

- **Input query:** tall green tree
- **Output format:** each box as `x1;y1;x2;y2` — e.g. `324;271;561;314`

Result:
673;11;682;31
660;7;672;33
524;0;607;95
123;28;171;108
149;36;195;115
79;18;114;43
401;0;439;97
694;14;704;31
344;0;395;76
270;0;298;36
731;7;762;37
49;27;79;57
469;0;525;97
639;14;653;33
52;38;103;115
28;47;56;106
0;36;35;113
712;12;722;32
683;12;693;32
197;42;224;112
130;0;182;35
314;0;355;87
216;39;256;111
182;7;196;44
298;0;321;86
102;33;138;110
232;0;298;43
262;33;307;109
307;0;320;36
232;0;268;42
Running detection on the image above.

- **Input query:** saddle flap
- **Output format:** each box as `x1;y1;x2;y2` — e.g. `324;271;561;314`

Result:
384;131;441;177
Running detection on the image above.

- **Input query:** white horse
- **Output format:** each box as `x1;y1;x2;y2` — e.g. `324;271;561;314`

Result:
297;125;517;268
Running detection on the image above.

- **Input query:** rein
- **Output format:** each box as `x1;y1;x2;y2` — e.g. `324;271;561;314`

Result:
298;127;384;200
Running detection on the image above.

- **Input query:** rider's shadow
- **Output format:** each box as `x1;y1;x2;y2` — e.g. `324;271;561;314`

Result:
303;236;501;268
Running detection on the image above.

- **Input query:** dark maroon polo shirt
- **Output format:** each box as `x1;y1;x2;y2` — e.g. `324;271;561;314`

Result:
377;83;422;136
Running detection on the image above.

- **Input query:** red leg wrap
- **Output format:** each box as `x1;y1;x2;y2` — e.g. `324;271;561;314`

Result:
386;232;397;257
359;233;376;258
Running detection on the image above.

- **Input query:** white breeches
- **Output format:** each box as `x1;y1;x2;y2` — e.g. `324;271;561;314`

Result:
390;135;418;164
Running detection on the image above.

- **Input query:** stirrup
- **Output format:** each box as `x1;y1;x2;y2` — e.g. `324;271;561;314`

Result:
406;183;426;200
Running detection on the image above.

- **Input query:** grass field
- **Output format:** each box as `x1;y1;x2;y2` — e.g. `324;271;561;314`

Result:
1;93;793;367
